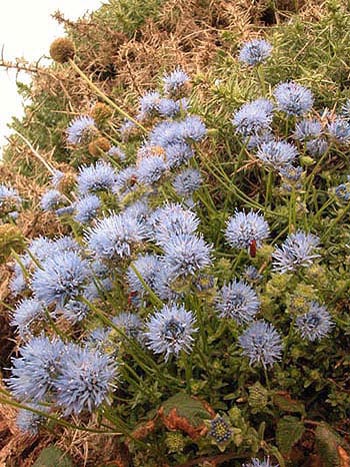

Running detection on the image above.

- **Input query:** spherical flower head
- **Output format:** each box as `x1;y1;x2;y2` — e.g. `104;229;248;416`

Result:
86;212;146;260
139;91;161;117
145;303;197;361
279;165;303;183
7;335;64;402
88;136;111;157
272;230;320;273
295;301;333;341
77;160;117;195
173;168;202;198
0;184;21;206
244;265;262;282
225;211;270;250
165;142;194;168
327;118;350;144
112;312;144;341
137;156;167;185
40;189;63;212
239;320;283;367
127;253;161;296
16;404;48;435
49;37;75;63
335;178;350;201
163;68;190;96
232;99;273;137
306;138;329;157
74;194;101;224
60;299;90;323
114;166;138;195
153;266;181;302
207;415;233;448
149;203;200;245
66;115;97;145
11;298;45;339
108;145;126;161
239;39;272;66
31;251;90;307
294;119;322;141
53;344;117;415
162;233;213;280
52;235;81;254
122;199;149;225
243;457;278;467
216;280;260;324
274;81;313;116
180;115;207;142
256;140;298;171
149;120;183;147
341;99;350;119
119;119;137;142
157;98;182;118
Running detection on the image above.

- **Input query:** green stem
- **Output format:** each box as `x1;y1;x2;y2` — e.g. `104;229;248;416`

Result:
69;59;146;132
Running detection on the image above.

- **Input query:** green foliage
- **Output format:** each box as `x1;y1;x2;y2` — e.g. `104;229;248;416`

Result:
33;446;74;467
276;416;304;455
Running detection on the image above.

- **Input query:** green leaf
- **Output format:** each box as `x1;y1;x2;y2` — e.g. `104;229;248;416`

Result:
161;392;212;427
33;446;75;467
272;392;306;415
315;422;350;467
276;416;305;455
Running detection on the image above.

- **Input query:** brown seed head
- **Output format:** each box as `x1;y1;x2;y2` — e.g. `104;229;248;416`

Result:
50;38;75;64
88;137;111;157
91;103;112;124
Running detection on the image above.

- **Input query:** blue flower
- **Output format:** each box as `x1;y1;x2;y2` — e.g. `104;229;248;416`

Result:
173;168;202;198
51;169;64;188
149;121;183;147
0;184;21;207
243;458;278;467
294;119;322;141
165;142;194;168
335;176;350;201
145;303;197;360
66;115;97;145
153;266;181;302
119;119;137;141
60;299;90;323
327;118;350;144
208;415;233;446
74;194;101;224
274;82;313;116
31;251;90;307
149;203;200;245
52;235;81;254
256;140;298;170
306;138;329;157
108;145;126;161
127;253;161;296
114;166;138;195
163;68;189;95
53;344;117;415
77;160;117;195
341;99;350;119
11;298;45;339
162;233;212;280
137;156;167;185
272;231;320;273
139;91;161;117
56;206;75;217
122;199;150;226
215;280;260;324
239;39;272;66
7;335;64;402
157;98;182;118
232;99;274;137
86;212;146;260
180;115;207;142
295;301;333;341
40;189;63;211
16;404;48;435
113;312;144;341
244;265;262;282
239;320;283;367
225;211;270;249
279;165;303;184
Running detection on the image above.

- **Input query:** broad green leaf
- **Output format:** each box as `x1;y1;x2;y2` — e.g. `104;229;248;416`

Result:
276;416;304;455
